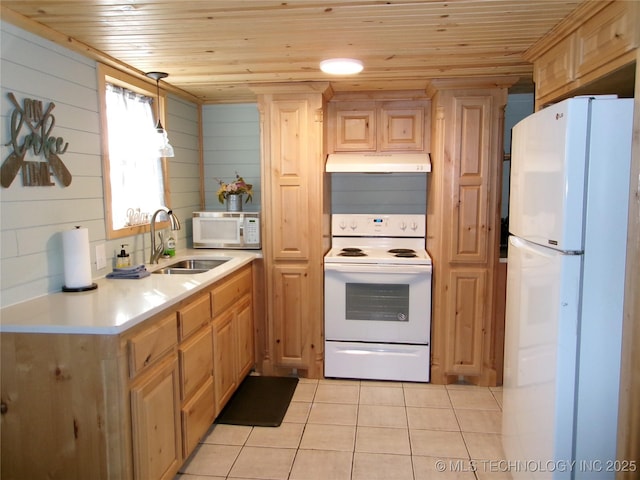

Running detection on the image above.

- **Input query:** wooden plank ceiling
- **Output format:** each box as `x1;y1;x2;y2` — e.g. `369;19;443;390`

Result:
2;0;584;103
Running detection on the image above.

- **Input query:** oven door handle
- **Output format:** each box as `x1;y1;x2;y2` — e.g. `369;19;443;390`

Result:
324;263;432;274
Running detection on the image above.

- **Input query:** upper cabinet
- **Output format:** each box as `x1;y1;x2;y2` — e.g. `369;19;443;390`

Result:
525;1;638;108
328;93;431;153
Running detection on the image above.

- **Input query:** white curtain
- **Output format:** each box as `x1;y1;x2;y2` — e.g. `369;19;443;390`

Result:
105;83;166;230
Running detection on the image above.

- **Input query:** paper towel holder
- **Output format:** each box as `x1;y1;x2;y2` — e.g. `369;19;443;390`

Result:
62;226;98;292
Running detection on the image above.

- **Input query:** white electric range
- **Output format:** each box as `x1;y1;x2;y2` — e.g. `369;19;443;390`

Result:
324;214;432;382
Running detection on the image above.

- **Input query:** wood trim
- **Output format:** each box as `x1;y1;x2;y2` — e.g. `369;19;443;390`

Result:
426;76;519;96
97;63;172;240
0;6;200;104
198;104;205;209
523;0;612;61
616;50;640;477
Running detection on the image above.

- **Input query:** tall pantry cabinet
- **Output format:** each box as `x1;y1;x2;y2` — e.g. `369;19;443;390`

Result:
252;83;332;379
427;77;516;386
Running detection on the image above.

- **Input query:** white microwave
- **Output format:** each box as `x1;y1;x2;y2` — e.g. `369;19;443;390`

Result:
192;211;261;249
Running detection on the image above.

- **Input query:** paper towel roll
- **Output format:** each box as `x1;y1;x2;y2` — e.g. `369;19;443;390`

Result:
62;226;93;289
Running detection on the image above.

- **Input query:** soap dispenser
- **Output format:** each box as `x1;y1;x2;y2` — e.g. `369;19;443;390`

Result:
116;244;131;268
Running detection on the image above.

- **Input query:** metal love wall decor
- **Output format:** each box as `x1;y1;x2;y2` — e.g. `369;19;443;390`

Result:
1;92;71;188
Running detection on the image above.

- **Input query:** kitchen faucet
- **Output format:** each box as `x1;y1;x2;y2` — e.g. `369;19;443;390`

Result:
149;207;181;263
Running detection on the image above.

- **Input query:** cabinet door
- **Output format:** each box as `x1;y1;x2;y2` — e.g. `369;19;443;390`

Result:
334;104;376;151
235;294;254;380
212;310;237;413
449;95;492;264
575;1;637;80
268;99;311;261
272;264;309;368
130;355;181;480
533;34;576;100
444;269;487;376
380;106;424;151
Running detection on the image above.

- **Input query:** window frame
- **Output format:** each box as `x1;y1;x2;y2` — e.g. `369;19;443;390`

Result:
97;63;171;239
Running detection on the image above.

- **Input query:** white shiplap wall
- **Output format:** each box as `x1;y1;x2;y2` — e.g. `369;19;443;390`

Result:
202;104;261;211
0;21;201;307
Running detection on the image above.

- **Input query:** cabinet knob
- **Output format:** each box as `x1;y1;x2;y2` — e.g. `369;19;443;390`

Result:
0;401;7;415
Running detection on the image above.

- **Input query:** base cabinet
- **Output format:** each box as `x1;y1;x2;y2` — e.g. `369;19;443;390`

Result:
0;264;255;480
130;355;182;480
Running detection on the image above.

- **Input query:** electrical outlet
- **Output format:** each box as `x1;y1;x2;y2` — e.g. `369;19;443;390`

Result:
95;244;107;270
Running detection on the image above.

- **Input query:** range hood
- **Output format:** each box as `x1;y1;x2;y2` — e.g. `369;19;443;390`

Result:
325;153;431;173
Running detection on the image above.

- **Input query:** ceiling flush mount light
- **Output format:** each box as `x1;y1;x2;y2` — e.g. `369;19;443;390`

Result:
320;58;364;75
145;71;175;157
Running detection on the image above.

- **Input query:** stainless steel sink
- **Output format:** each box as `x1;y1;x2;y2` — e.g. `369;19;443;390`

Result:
152;258;230;275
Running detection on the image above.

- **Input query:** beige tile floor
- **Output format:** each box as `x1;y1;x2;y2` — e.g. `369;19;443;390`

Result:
175;379;513;480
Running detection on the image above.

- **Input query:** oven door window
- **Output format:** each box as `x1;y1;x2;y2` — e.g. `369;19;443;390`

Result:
346;283;409;322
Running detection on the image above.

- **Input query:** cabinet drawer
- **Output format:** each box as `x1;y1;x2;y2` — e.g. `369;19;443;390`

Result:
212;266;252;317
178;292;211;340
178;325;213;400
128;313;178;377
181;376;215;458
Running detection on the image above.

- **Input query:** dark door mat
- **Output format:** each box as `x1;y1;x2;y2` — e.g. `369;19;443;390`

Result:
215;375;299;427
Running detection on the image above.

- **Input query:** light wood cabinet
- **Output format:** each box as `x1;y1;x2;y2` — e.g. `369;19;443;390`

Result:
272;263;310;368
212;309;237;411
334;103;376;150
178;324;215;457
526;1;638;108
253;83;331;378
0;264;254;480
179;325;213;401
329;97;428;152
181;377;215;456
236;295;255;380
130;354;182;480
379;105;425;151
176;290;214;460
427;77;515;386
211;264;255;413
128;312;177;377
177;292;211;340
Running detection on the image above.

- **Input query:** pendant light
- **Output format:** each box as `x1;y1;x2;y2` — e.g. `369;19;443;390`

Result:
145;71;175;157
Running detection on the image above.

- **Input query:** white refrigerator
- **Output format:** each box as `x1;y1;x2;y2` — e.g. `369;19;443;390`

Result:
502;96;634;479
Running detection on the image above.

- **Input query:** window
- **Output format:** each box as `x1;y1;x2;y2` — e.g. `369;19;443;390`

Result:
98;64;171;239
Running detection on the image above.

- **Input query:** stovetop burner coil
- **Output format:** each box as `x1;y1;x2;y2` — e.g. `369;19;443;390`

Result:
338;247;366;257
388;248;418;258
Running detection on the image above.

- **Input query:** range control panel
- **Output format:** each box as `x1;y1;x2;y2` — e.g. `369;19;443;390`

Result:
331;214;426;237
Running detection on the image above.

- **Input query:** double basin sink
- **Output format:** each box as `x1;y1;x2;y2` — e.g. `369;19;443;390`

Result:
152;258;230;275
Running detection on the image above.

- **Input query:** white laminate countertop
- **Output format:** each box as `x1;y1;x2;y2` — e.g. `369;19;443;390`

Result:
0;249;262;335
